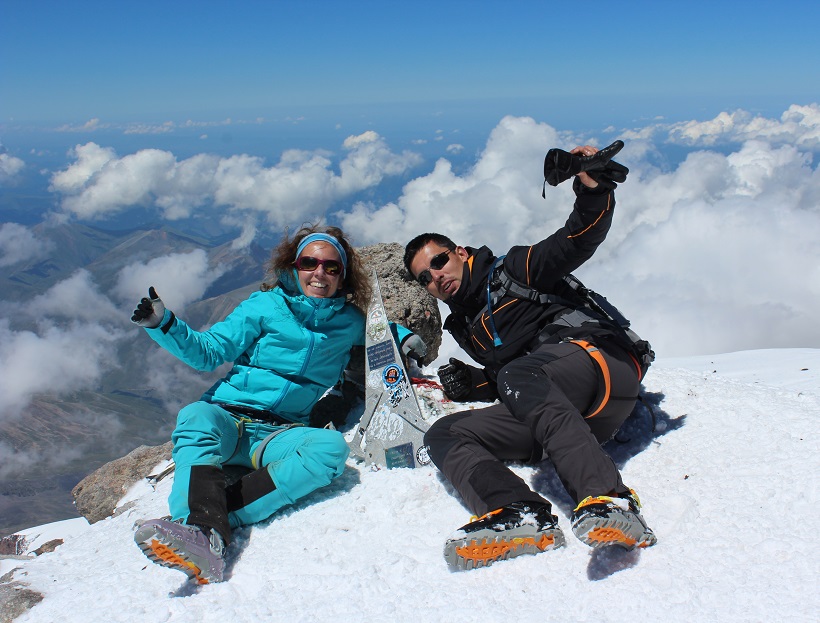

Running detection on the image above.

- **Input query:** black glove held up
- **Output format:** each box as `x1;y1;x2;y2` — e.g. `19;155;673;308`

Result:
585;160;629;190
543;140;628;191
437;358;472;401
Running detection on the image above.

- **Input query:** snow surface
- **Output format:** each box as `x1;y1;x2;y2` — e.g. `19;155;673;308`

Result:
3;349;818;623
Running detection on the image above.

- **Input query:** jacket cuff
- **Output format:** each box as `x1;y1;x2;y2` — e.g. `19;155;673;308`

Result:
467;366;499;402
573;176;611;196
147;309;176;334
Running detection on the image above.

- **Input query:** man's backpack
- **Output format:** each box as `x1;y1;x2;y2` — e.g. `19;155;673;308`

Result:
486;257;655;376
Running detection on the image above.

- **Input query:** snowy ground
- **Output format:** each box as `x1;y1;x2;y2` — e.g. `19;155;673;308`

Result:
3;349;818;623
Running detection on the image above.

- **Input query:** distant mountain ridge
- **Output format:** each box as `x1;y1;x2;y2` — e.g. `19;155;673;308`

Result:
1;221;270;301
0;223;270;534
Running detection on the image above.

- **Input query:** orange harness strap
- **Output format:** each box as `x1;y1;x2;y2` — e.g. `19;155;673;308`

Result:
570;340;611;418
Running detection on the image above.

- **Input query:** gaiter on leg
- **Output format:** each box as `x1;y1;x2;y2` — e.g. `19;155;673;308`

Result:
186;464;231;544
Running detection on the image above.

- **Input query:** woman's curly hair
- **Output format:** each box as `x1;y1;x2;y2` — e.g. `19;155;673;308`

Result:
261;223;372;312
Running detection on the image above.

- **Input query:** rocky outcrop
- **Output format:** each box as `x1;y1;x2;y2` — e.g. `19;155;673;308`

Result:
0;579;43;623
71;442;173;524
0;535;26;557
359;242;441;365
32;539;63;556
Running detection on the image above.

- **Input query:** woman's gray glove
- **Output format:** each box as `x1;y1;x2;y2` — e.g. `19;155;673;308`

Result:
131;287;165;328
401;333;427;363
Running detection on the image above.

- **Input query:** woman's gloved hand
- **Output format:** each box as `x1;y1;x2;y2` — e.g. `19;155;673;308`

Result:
401;333;427;363
131;287;166;328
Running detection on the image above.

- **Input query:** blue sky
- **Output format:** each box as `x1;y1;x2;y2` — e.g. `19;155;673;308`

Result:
2;0;818;127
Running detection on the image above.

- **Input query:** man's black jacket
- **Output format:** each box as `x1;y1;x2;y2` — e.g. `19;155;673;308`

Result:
443;179;623;383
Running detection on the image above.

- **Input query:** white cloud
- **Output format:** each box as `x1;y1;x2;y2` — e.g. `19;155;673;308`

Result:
55;118;105;132
620;125;659;141
221;215;259;250
342;130;380;149
0;272;128;422
113;249;225;311
625;104;820;148
26;270;121;322
0;256;234;423
339;115;566;247
49;143;207;219
48;132;422;225
183;118;234;128
337;109;820;358
0;439;87;480
0;260;227;424
620;104;820;150
583;138;820;357
211;150;334;220
0;223;51;267
212;133;422;224
124;121;175;135
49;142;118;194
0;152;25;184
152;152;223;219
335;132;422;195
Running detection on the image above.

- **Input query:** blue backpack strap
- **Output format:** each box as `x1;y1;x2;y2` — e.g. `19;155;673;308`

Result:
486;255;505;346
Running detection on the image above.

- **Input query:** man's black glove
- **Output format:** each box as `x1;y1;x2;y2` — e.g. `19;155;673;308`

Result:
585;160;629;190
131;287;166;328
543;140;628;191
437;358;472;401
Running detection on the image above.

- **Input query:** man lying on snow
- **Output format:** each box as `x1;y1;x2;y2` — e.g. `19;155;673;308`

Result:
404;141;657;570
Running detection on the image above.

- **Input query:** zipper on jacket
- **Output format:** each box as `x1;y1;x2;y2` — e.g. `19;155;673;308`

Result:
268;306;318;414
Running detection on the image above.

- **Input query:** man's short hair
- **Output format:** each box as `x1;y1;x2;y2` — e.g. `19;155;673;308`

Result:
404;233;457;274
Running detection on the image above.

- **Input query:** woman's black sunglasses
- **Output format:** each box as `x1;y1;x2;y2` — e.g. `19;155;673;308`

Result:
294;256;343;276
416;250;451;287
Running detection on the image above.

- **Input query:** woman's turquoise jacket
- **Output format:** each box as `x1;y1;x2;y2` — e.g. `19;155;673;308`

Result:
144;272;397;424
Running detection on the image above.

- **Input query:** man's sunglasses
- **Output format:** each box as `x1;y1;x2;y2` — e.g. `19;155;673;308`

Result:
294;256;343;276
416;250;452;287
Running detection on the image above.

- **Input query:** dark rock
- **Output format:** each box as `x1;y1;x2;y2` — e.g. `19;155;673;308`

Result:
71;441;173;524
0;581;43;623
0;535;27;557
32;539;63;556
359;242;442;365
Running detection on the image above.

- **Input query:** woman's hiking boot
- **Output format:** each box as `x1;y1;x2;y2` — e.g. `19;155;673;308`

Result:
134;518;226;584
571;490;657;550
443;501;565;571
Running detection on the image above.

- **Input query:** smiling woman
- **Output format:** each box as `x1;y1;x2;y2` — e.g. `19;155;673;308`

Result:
128;223;423;584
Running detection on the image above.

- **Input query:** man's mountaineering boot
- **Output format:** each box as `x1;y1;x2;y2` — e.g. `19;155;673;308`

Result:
571;490;657;550
443;501;566;571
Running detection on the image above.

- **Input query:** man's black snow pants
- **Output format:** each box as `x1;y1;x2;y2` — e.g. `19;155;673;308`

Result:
424;340;640;517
